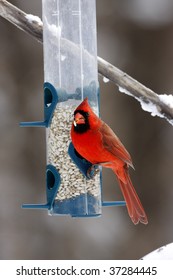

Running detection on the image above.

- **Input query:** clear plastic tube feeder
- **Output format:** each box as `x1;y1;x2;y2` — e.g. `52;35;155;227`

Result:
21;0;125;217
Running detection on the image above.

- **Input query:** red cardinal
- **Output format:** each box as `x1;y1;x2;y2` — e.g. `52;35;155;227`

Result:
71;98;148;225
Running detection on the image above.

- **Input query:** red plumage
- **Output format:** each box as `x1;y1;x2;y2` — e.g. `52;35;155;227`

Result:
71;98;148;225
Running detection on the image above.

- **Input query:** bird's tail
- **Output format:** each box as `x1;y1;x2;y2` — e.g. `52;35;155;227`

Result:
113;166;148;225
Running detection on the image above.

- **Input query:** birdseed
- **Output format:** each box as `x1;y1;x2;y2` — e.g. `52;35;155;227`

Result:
46;100;101;202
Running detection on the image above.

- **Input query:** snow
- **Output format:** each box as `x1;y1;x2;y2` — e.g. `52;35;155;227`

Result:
103;77;110;83
48;23;61;38
139;100;161;117
25;14;62;37
159;94;173;109
118;86;173;125
119;86;133;97
119;86;160;116
25;14;43;26
141;243;173;260
44;17;61;38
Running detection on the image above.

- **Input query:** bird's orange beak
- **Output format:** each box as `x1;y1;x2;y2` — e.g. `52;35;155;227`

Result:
74;112;85;126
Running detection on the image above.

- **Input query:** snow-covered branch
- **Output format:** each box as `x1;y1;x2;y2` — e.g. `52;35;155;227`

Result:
0;0;43;42
99;57;173;125
0;0;173;125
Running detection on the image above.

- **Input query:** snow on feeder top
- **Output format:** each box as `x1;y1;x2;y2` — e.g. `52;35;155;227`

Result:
21;0;125;217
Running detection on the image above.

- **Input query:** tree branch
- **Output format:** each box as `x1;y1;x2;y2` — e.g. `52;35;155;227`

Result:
0;0;173;125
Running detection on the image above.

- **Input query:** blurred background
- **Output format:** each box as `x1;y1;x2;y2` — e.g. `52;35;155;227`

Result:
0;0;173;259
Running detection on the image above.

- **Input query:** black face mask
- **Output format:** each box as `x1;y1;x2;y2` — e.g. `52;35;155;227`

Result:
73;110;90;133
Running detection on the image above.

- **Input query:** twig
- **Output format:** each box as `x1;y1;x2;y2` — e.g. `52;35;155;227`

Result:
0;0;173;124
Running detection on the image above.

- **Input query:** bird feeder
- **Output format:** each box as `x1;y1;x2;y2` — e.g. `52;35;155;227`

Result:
21;0;125;217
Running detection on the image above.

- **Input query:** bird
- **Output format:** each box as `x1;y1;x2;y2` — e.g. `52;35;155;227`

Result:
71;97;148;225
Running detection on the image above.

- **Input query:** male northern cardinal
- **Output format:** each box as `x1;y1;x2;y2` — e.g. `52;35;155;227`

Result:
71;98;148;225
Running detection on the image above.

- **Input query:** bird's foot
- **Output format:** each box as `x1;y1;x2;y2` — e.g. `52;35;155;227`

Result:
87;164;101;179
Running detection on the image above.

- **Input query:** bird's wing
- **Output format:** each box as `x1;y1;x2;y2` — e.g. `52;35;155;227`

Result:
99;122;134;167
